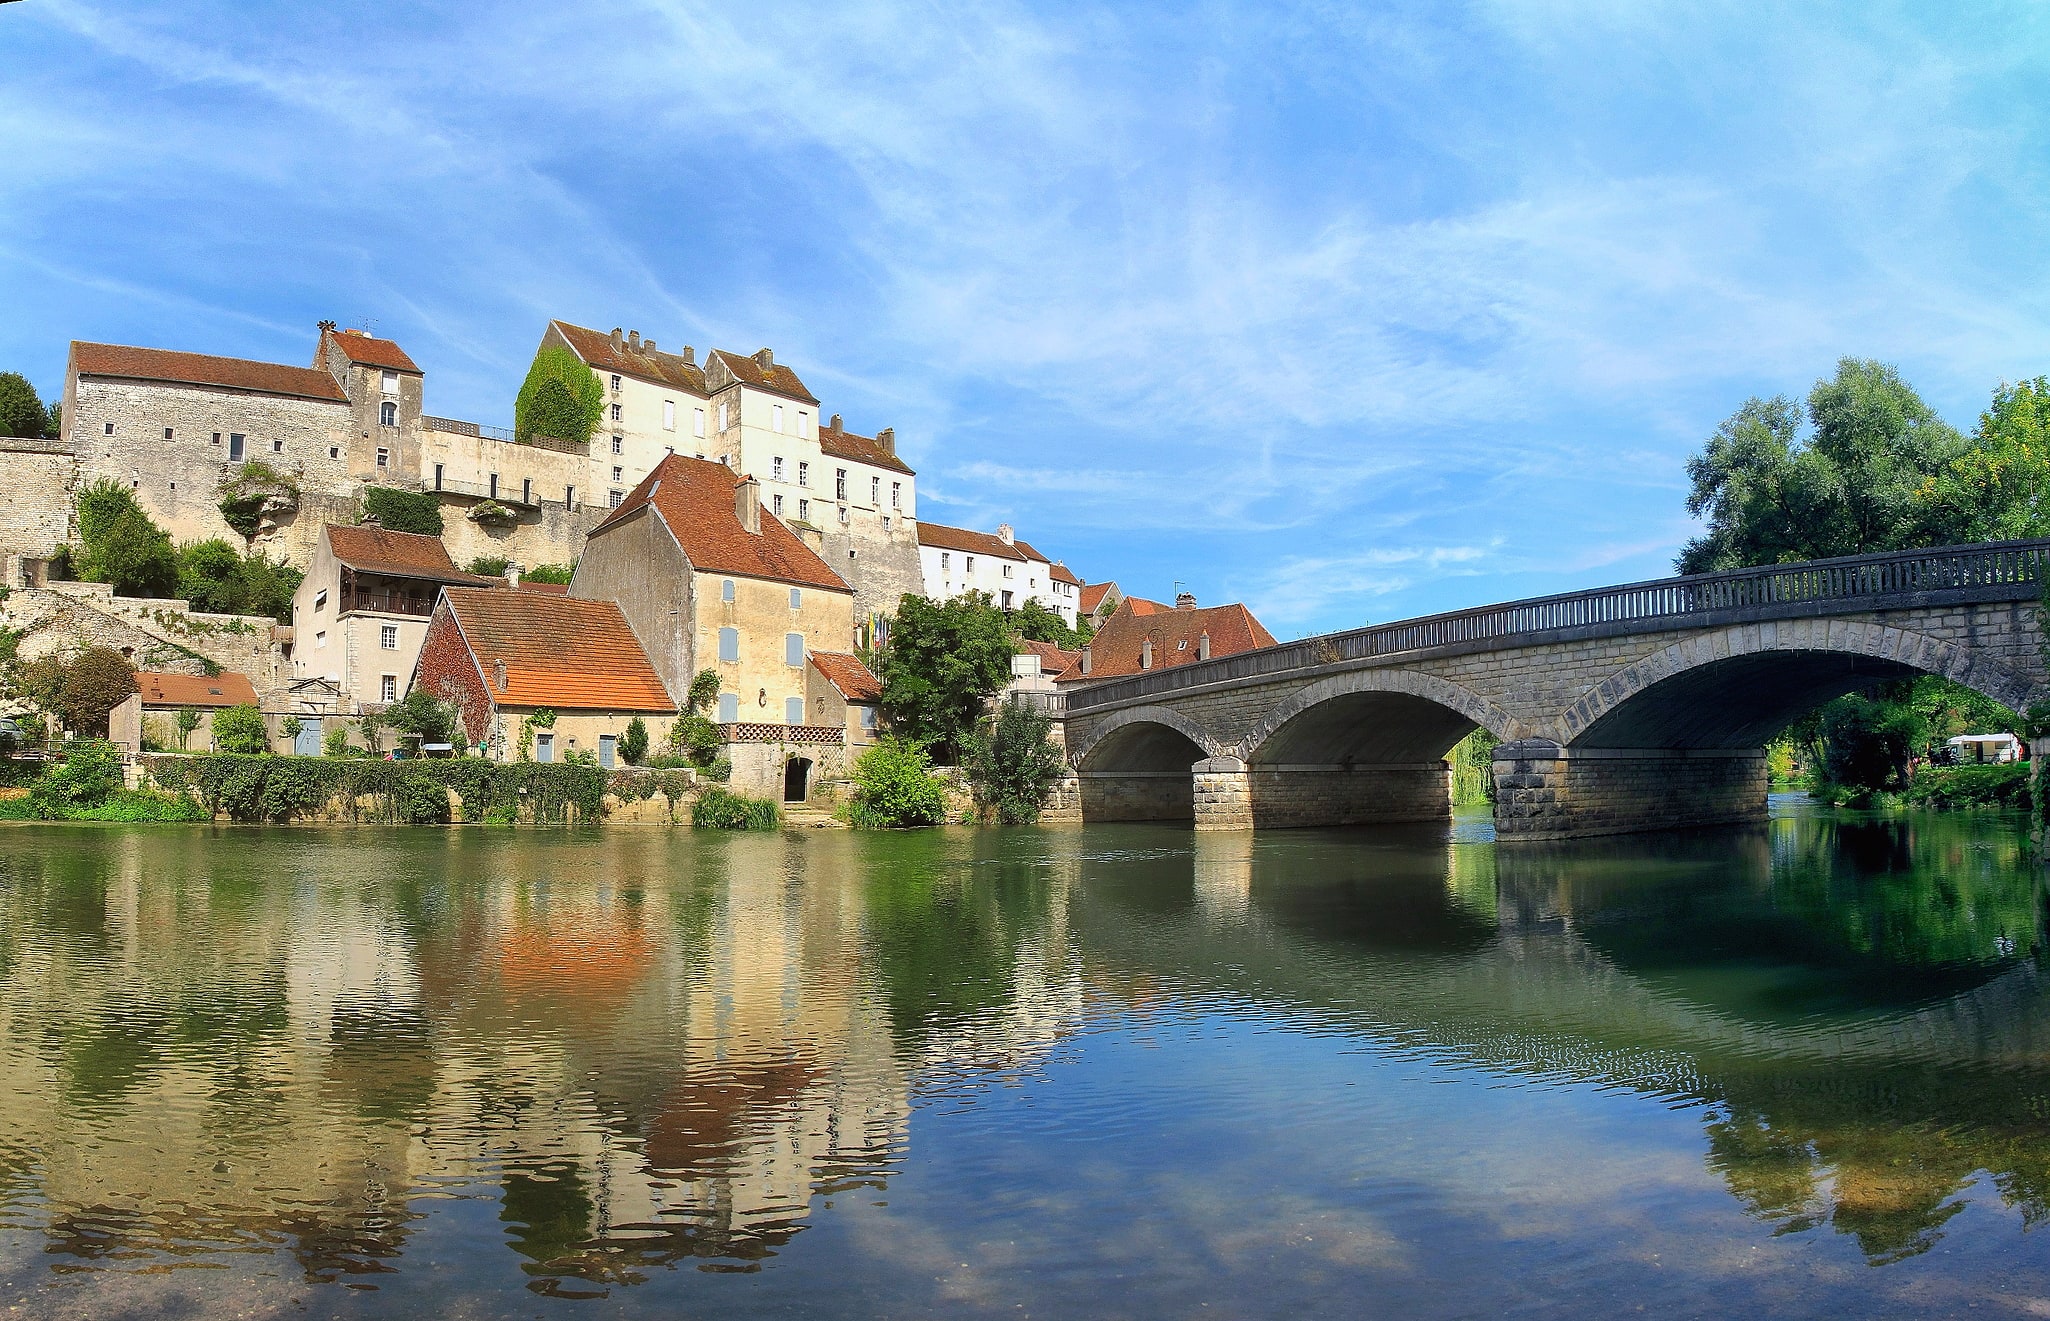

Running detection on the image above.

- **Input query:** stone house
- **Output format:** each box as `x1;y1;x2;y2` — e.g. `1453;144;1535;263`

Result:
1061;594;1276;683
290;522;497;713
917;521;1082;627
806;651;882;754
1078;581;1124;629
109;670;260;755
411;587;676;766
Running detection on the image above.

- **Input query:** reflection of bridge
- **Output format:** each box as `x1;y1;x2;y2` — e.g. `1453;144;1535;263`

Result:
1059;542;2050;838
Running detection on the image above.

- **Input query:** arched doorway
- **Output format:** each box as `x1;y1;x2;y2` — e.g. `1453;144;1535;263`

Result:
784;757;812;804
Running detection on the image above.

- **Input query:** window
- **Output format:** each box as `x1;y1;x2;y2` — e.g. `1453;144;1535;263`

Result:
663;399;675;430
380;400;397;426
789;587;802;609
860;704;877;730
835;468;846;499
521;478;532;504
382;370;399;394
565;484;576;508
718;627;739;662
772;494;784;516
722;579;735;602
694;407;706;437
272;439;284;453
837;506;848;525
315;630;328;649
329;446;340;459
609;490;624;509
103;422;114;435
213;432;221;445
314;589;327;611
718;402;729;430
773;403;784;432
772;457;785;481
376;448;389;468
797;461;808;487
433;463;444;490
381;674;398;702
785;632;804;666
718;692;739;723
940;552;950;570
798;411;808;435
163;427;173;440
891;482;901;509
611;466;623;483
1002;590;1014;608
611;403;622;421
610;374;622;390
870;476;880;504
797;498;809;521
381;624;398;650
488;473;499;498
785;696;804;724
965;555;976;573
612;435;623;455
1002;563;1013;579
230;434;245;460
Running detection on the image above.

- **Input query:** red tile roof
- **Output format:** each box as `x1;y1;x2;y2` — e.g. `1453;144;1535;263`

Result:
819;418;914;476
597;455;851;592
1049;563;1082;587
441;587;676;712
323;328;419;372
514;580;570;595
917;521;1028;561
1059;600;1277;684
810;651;881;703
1079;582;1116;614
552;321;707;394
325;524;490;584
71;341;347;402
1127;596;1168;616
707;348;818;404
135;671;259;708
1019;639;1079;679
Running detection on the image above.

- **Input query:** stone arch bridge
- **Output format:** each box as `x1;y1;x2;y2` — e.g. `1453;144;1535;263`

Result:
1055;542;2050;839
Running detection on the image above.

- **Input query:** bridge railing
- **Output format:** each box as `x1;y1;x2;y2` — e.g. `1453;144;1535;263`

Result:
1066;539;2050;711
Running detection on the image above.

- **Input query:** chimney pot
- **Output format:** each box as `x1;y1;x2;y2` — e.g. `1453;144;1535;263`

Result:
829;413;843;430
628;330;641;351
493;658;507;692
611;327;624;349
876;426;895;455
505;563;522;589
997;523;1014;545
1141;639;1153;670
681;345;695;366
1175;592;1197;609
735;476;762;535
643;338;655;354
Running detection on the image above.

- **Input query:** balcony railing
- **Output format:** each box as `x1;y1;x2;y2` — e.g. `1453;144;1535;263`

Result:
1066;539;2050;713
340;589;435;618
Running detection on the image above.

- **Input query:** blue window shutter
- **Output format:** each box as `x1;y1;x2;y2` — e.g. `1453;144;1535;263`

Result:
718;692;738;723
786;633;803;666
719;627;739;662
786;697;804;725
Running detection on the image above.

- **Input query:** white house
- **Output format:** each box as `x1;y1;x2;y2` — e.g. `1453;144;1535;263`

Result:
917;522;1081;627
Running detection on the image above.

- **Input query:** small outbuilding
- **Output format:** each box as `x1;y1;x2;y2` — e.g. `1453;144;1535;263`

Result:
110;671;261;754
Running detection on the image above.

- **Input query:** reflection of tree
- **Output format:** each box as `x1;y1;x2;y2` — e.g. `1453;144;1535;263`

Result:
863;850;1046;1047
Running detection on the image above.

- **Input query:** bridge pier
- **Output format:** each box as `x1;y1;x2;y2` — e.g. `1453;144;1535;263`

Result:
1076;770;1194;822
1247;762;1451;828
1492;741;1767;840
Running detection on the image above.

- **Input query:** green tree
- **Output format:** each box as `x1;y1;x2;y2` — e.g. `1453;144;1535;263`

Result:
849;739;950;828
41;648;137;738
1911;377;2050;545
526;562;576;585
1678;359;1964;574
874;593;1015;762
361;487;443;536
0;373;47;439
965;699;1066;824
211;703;269;754
620;716;649;765
42;401;60;439
74;480;179;597
383;687;460;748
174;707;202;750
176;539;246;613
514;346;605;446
1011;599;1085;650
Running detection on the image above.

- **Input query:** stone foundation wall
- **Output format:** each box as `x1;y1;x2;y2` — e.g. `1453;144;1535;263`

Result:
1247;762;1451;828
0;438;76;562
1077;770;1192;822
1492;742;1767;840
1041;773;1082;823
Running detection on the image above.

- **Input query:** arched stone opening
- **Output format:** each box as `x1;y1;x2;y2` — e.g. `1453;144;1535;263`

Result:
1074;720;1207;822
1575;651;1935;750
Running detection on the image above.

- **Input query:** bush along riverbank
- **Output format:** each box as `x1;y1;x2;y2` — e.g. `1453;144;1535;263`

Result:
1810;761;2033;812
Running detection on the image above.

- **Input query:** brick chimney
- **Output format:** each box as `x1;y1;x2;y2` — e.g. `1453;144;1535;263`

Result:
681;345;695;366
610;327;624;350
876;427;895;456
735;475;762;534
997;523;1014;545
643;338;656;354
628;330;641;351
1175;592;1197;609
753;347;775;371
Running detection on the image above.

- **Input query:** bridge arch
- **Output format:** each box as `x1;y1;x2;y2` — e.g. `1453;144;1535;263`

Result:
1241;669;1518;765
1070;705;1225;772
1560;619;2043;749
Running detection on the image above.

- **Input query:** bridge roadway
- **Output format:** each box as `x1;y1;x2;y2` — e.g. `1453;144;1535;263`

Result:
1054;541;2050;838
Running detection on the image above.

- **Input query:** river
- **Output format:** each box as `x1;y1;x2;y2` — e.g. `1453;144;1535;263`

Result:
2;800;2048;1317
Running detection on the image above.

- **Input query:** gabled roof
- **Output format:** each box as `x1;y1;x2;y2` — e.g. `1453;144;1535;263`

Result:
71;342;348;403
1049;563;1082;587
135;671;259;708
550;320;708;394
1079;582;1117;614
596;455;851;592
439;588;676;712
1019;639;1080;679
1058;600;1277;684
917;521;1029;562
819;418;914;476
810;651;881;703
514;580;570;595
1126;596;1169;616
325;524;490;585
706;349;819;404
322;327;419;372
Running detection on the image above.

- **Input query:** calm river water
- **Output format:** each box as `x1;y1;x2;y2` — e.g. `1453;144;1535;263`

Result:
3;801;2050;1317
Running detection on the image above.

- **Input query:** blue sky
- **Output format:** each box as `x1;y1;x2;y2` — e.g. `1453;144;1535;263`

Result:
5;2;2050;636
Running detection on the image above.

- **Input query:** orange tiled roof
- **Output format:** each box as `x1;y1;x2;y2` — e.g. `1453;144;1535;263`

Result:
1126;596;1168;616
135;671;258;708
1049;563;1082;587
819;418;914;476
441;588;676;712
71;341;347;402
1059;600;1277;683
597;455;851;593
917;521;1028;561
325;524;489;584
514;580;570;595
323;328;419;372
1079;582;1116;614
552;320;707;394
1019;639;1079;679
810;651;881;703
707;348;818;405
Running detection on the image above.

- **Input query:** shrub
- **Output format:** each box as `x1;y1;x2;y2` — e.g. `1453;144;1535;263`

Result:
210;704;269;754
361;487;443;536
175;538;302;621
466;555;511;578
323;725;353;757
384;687;461;748
848;739;949;829
1902;762;2032;811
466;500;517;526
27;740;124;817
965;699;1065;825
215;461;300;540
75;480;179;598
526;563;575;585
514;346;605;446
691;786;780;830
23;647;136;738
174;707;202;750
155;754;606;825
621;716;648;766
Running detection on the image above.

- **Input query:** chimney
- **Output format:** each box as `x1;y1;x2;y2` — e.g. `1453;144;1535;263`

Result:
1141;638;1153;670
753;347;775;370
1198;631;1211;661
611;327;624;349
493;658;508;692
996;523;1014;545
1175;592;1197;610
643;339;656;354
1081;647;1091;676
504;562;522;590
876;426;895;455
829;413;843;431
681;345;695;366
628;330;641;351
735;476;762;534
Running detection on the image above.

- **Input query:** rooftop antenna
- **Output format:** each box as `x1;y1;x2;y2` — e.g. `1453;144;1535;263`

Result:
358;316;380;338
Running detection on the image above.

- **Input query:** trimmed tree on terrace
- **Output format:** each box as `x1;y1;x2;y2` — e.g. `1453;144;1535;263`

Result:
514;346;605;446
873;593;1016;763
75;479;179;598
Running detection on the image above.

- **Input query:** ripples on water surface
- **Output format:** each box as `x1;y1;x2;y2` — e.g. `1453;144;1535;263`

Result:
3;805;2050;1317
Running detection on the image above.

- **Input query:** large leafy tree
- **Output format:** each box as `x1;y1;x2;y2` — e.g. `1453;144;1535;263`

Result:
74;479;179;598
514;346;605;446
1909;377;2050;545
17;647;137;738
0;372;47;439
874;593;1016;761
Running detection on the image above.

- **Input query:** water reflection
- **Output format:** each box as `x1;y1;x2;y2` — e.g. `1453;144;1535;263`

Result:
0;811;2047;1307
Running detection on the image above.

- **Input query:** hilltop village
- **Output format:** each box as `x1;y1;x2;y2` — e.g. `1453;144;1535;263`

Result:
0;320;1274;800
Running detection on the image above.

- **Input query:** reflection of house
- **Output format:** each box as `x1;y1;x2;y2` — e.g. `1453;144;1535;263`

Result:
109;670;260;753
290;522;495;712
1062;593;1276;683
807;651;882;752
412;587;676;765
